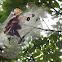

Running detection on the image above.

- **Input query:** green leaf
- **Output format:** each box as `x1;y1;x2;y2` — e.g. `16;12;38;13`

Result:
60;8;62;10
33;49;41;57
58;0;62;1
52;1;60;8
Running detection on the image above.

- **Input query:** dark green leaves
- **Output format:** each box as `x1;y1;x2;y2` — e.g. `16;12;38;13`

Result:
60;8;62;10
58;0;62;1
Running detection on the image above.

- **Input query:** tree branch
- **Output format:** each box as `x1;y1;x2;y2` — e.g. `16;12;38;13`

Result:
42;19;50;29
25;24;62;32
18;28;33;44
43;1;62;14
26;55;36;62
31;56;36;62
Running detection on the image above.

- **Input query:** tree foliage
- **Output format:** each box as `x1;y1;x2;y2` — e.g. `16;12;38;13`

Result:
0;0;61;23
0;0;62;62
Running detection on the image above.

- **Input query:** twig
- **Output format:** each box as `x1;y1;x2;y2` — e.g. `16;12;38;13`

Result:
18;28;33;44
26;54;36;62
43;1;62;14
31;56;36;62
24;24;62;32
23;48;36;62
42;19;50;29
0;47;3;51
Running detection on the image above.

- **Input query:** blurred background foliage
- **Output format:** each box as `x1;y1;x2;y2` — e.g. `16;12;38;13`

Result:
0;0;62;23
0;0;62;62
